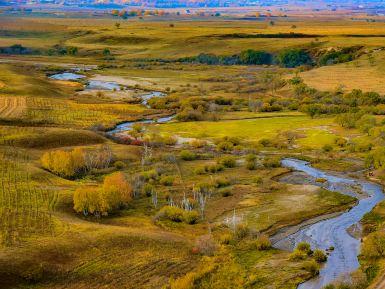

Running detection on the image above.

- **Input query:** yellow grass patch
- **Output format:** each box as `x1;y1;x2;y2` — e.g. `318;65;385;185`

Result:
300;52;385;93
0;96;27;119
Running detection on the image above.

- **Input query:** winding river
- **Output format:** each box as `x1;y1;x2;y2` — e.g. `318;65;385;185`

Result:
275;158;384;289
106;115;175;135
50;71;384;288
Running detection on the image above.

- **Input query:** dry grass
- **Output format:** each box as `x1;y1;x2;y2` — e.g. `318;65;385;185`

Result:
0;96;27;119
300;51;385;93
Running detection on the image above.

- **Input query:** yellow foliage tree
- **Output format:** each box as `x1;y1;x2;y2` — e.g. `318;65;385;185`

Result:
102;172;132;210
73;186;108;217
41;148;86;178
41;146;112;178
73;172;132;217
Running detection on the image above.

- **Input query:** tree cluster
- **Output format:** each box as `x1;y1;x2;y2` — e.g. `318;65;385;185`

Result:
41;145;113;178
73;172;132;217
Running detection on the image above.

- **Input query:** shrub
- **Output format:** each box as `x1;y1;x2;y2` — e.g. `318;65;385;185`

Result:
254;234;271;250
313;249;327;263
176;109;204;121
356;115;377;134
302;260;320;277
220;188;233;197
194;167;206;175
239;49;272;65
322;144;333;152
246;160;256;170
215;178;231;188
246;154;257;162
263;157;281;168
253;176;263;184
158;206;184;222
113;160;126;169
163;135;178;145
142;183;155;197
190;139;207;148
195;182;214;195
259;138;272;147
183;210;200;224
160;175;175;186
335;112;363;129
205;164;224;173
218;156;236;168
277;48;312;68
335;137;347;147
217;141;234;152
297;242;312;254
141;169;159;181
289;249;307;261
180;150;197;161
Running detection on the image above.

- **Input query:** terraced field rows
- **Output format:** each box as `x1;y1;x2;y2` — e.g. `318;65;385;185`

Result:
0;149;58;246
25;97;149;128
0;96;27;119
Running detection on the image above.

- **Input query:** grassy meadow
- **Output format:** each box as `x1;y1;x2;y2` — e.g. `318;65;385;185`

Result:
1;13;385;289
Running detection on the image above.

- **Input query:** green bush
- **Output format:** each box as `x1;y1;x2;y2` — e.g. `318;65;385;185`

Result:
263;157;281;168
158;206;184;222
217;141;234;152
277;49;312;68
215;178;231;188
113;160;126;169
159;176;175;186
322;144;333;152
141;169;159;181
218;156;236;168
142;183;155;197
157;206;199;224
246;160;256;170
297;242;312;254
313;249;327;263
204;164;224;173
220;188;233;197
302;260;320;277
183;210;200;224
289;249;307;261
335;137;347;147
179;150;197;161
194;167;206;175
259;138;272;147
239;49;272;65
245;154;257;162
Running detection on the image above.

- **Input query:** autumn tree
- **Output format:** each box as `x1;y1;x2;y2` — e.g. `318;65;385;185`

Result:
41;148;86;178
73;172;133;217
102;172;133;211
73;186;106;217
41;145;113;178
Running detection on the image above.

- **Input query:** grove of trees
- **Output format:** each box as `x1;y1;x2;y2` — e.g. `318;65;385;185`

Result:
73;172;132;217
41;145;113;178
